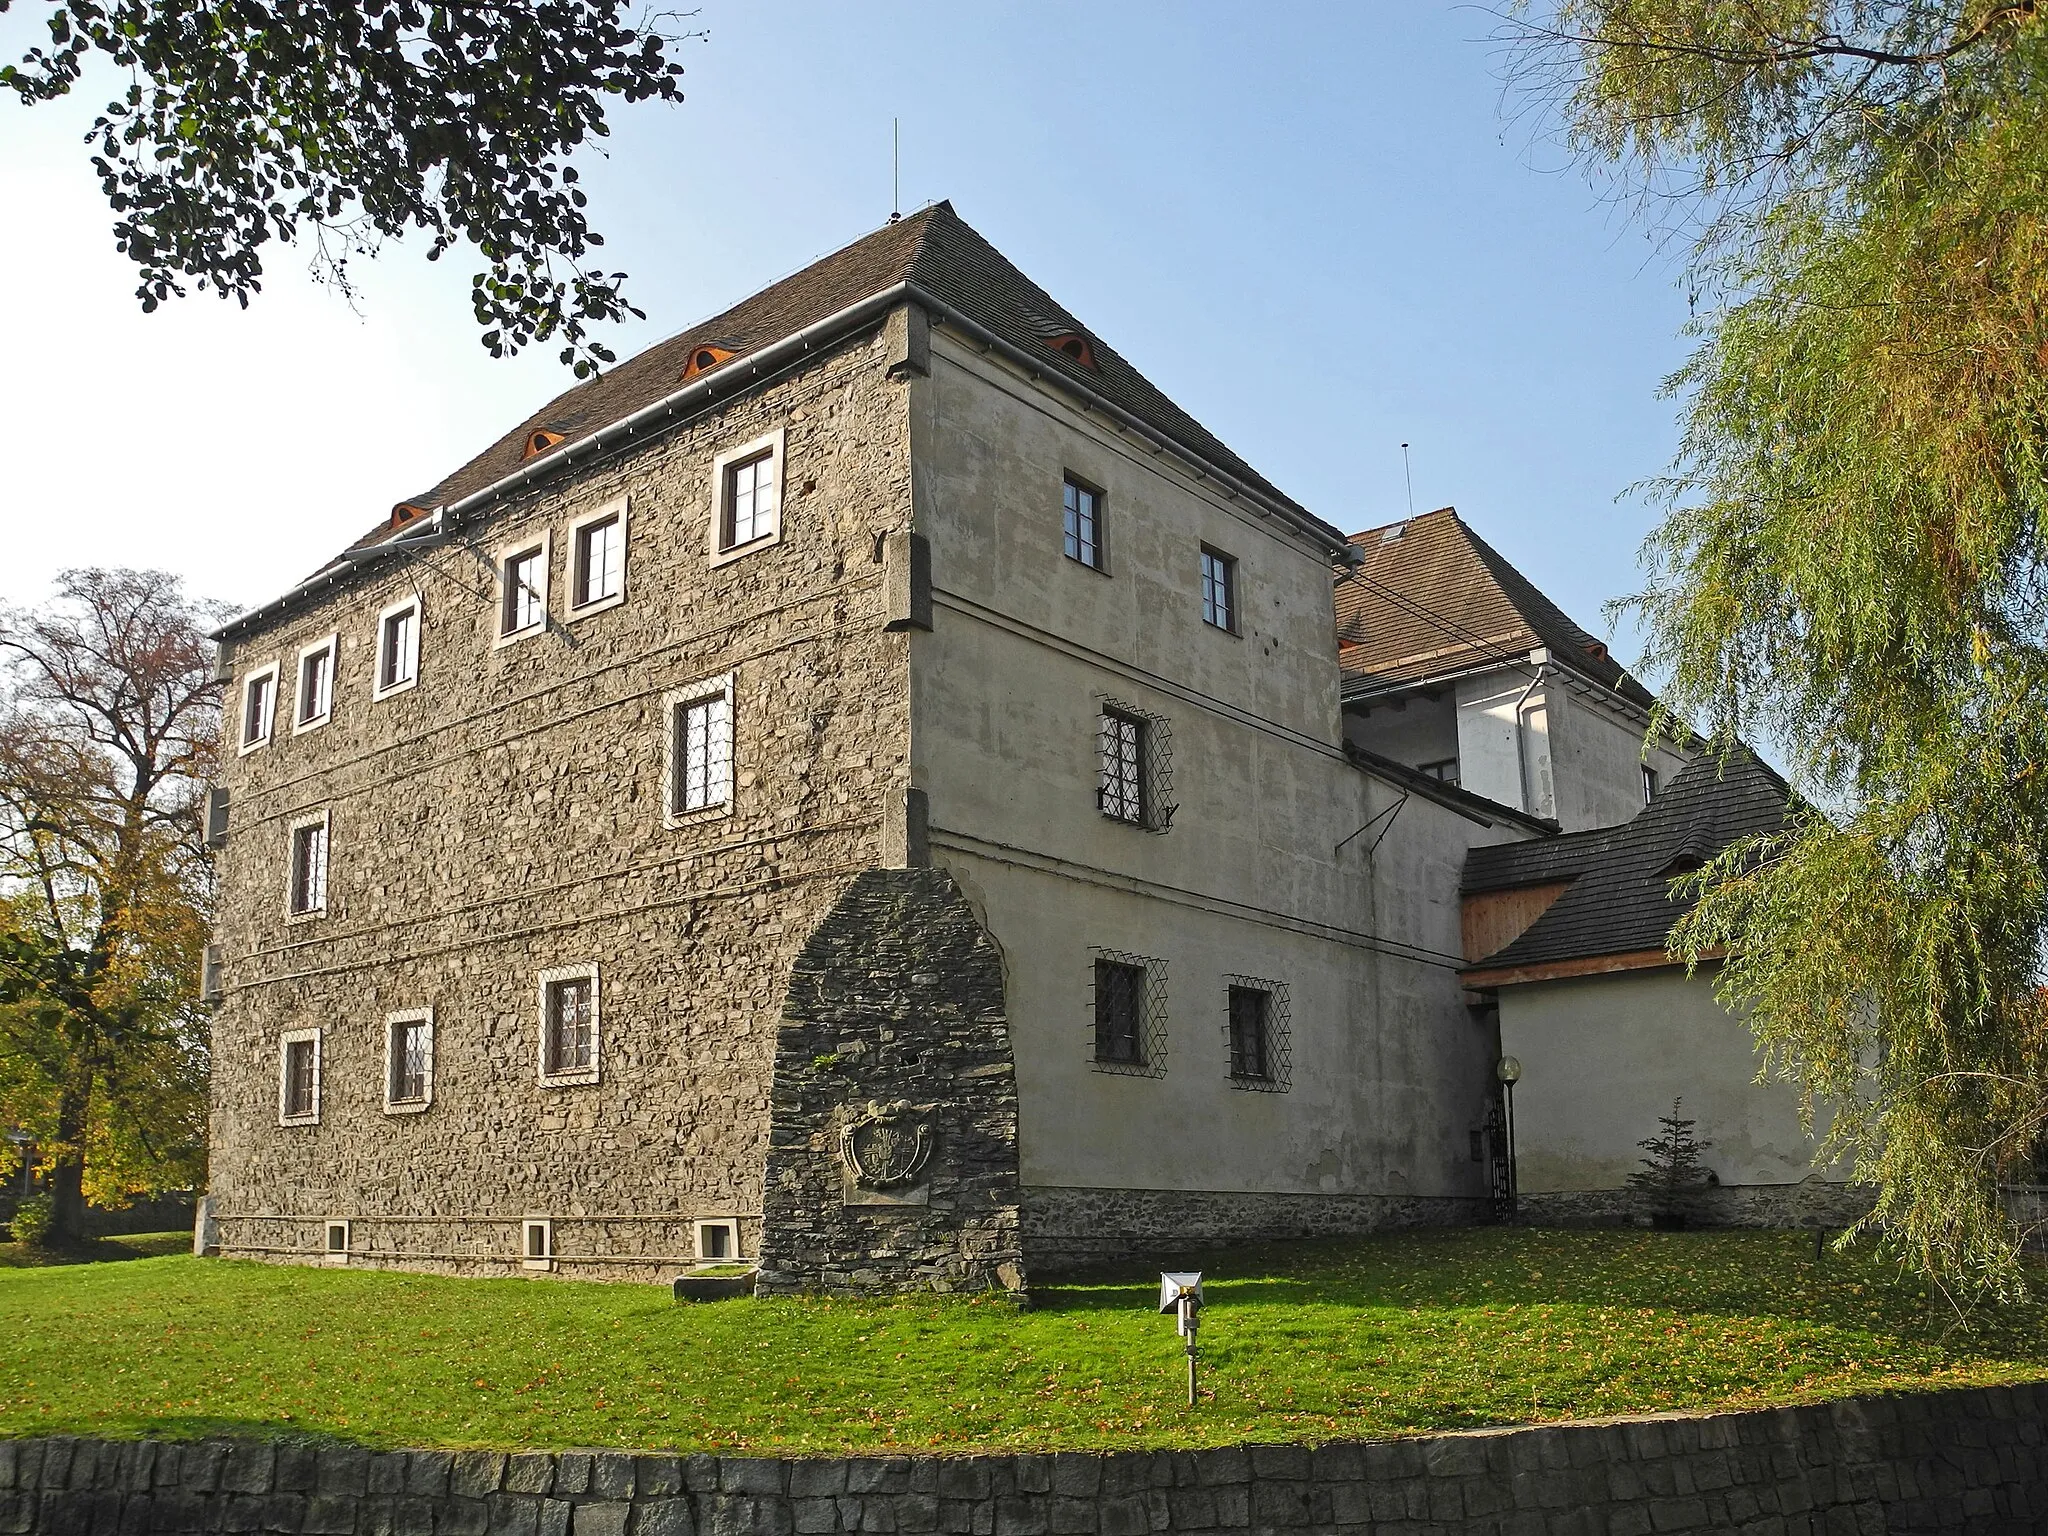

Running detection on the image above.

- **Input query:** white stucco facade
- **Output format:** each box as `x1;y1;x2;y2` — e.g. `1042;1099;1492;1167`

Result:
1496;964;1847;1194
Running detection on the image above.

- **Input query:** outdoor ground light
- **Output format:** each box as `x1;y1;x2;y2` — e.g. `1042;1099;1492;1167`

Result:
1158;1271;1203;1407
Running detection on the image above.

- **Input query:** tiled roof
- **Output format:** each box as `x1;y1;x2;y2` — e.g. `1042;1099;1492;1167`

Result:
1460;749;1792;973
334;201;1336;560
1335;506;1655;709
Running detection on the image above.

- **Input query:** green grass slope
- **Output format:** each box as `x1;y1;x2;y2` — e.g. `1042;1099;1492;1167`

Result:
2;1228;2044;1453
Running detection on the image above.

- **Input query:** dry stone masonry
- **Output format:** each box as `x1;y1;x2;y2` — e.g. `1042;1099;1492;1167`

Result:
8;1383;2047;1535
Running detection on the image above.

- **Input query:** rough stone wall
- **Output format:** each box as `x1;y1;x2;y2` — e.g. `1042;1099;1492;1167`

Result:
1517;1180;1874;1231
759;868;1023;1295
11;1382;2048;1535
207;325;915;1280
1021;1188;1482;1274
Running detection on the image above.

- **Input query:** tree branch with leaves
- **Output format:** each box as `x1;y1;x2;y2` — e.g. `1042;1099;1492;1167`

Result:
0;1;698;376
1508;1;2048;1290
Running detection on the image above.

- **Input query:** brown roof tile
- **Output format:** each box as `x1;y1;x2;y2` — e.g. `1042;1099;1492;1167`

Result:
1335;506;1653;708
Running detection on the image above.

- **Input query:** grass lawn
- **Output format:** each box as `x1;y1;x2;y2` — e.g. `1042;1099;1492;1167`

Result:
0;1231;190;1269
2;1227;2045;1454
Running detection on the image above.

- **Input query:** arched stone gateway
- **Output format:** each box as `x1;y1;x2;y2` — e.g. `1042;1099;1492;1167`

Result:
756;868;1025;1295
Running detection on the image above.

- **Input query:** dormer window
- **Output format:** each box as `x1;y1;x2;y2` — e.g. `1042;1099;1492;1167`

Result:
522;430;567;461
1045;333;1097;370
683;345;737;381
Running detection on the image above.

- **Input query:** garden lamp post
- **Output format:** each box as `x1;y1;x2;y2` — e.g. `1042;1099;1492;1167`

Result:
1159;1272;1203;1408
1495;1057;1521;1219
4;1129;29;1198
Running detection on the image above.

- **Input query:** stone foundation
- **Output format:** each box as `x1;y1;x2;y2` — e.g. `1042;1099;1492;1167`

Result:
9;1382;2048;1535
1516;1178;1874;1231
1022;1186;1483;1273
757;867;1023;1295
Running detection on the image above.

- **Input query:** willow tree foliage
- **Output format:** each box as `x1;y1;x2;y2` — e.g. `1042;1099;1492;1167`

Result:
1513;2;2048;1287
0;2;693;374
0;570;224;1241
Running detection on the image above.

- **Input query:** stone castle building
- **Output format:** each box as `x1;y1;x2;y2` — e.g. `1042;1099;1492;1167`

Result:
203;204;1823;1293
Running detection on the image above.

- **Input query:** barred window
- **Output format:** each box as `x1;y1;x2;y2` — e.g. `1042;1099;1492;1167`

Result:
1224;975;1292;1091
1228;986;1269;1080
1099;709;1145;825
1200;547;1236;632
1094;959;1145;1065
667;679;735;821
278;1028;320;1125
288;815;328;917
1091;949;1168;1077
545;976;595;1076
386;1010;434;1110
1097;700;1174;830
1063;476;1103;570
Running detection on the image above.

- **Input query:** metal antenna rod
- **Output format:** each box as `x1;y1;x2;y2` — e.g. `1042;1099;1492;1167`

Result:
1401;442;1414;517
891;118;900;222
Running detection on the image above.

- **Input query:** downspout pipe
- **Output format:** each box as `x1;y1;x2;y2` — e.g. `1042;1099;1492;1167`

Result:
1511;661;1550;819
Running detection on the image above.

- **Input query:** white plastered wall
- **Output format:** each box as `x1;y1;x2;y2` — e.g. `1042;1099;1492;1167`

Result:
907;328;1539;1202
1497;965;1846;1191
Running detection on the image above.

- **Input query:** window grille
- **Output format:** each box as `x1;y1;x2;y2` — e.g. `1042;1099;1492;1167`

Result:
1063;476;1102;570
378;602;419;693
574;513;624;607
723;449;778;549
669;683;734;818
288;817;328;916
296;643;333;726
545;976;595;1076
387;1013;433;1107
279;1031;320;1123
1090;949;1168;1077
1224;975;1292;1091
502;546;546;635
1200;547;1236;632
1097;699;1174;830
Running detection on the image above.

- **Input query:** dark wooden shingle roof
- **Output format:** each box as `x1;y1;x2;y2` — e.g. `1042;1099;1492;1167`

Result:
1460;749;1792;974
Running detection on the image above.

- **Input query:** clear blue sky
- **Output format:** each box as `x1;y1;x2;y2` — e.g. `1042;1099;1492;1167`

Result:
0;1;1693;664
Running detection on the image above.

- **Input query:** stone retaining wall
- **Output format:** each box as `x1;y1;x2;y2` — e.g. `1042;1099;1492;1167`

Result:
7;1382;2045;1535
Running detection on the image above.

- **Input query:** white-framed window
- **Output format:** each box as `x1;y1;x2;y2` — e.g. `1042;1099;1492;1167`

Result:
569;498;628;615
694;1218;739;1263
664;676;735;824
1200;547;1237;633
496;535;550;645
238;663;278;755
293;634;338;732
1063;474;1105;571
709;429;785;565
324;1218;351;1265
286;811;330;919
523;1217;554;1272
537;963;600;1086
278;1027;322;1126
384;1008;435;1113
374;597;421;699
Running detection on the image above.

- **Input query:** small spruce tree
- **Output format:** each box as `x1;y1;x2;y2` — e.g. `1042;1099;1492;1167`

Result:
1628;1098;1714;1227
